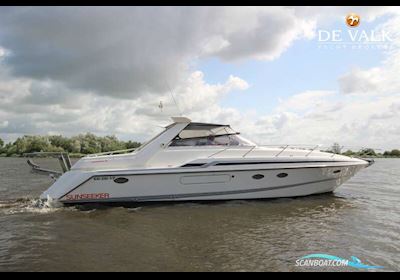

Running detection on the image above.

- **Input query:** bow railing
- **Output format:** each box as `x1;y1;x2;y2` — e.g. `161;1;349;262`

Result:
206;144;381;159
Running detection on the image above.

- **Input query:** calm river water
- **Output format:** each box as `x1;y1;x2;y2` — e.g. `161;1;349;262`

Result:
0;157;399;271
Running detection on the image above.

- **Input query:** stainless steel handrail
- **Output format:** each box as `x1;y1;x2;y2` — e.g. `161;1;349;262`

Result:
86;148;137;157
207;146;231;158
242;146;256;158
207;144;322;159
204;144;381;159
275;145;289;157
24;152;72;175
305;145;320;157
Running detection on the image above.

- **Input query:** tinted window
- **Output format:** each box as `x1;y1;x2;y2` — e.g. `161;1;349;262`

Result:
169;134;253;147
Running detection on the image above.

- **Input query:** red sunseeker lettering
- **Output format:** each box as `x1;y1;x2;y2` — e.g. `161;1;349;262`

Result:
65;193;110;201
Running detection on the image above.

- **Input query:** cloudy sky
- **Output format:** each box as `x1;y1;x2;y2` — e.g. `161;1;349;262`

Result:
0;6;400;150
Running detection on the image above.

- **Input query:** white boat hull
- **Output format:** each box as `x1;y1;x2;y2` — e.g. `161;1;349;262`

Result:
43;163;367;204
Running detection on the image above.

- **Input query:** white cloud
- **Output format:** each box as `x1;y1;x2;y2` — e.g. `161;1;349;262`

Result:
1;7;400;151
0;69;249;141
0;120;8;128
206;7;316;61
0;6;315;98
339;67;384;95
277;90;335;113
338;16;400;97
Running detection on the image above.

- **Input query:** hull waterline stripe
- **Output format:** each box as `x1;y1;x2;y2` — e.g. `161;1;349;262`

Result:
60;164;365;200
95;162;366;176
181;160;362;168
62;177;341;204
213;160;358;166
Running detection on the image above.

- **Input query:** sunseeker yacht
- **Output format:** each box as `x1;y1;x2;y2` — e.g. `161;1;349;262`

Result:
30;117;372;204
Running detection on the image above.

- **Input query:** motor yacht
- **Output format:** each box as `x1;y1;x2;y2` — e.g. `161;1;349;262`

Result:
29;117;373;204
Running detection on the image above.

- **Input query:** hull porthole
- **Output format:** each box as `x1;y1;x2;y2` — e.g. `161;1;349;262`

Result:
277;173;288;178
114;177;129;184
252;174;264;180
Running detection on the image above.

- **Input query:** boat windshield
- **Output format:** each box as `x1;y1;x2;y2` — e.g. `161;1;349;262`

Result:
178;124;237;139
169;134;254;147
135;127;167;152
169;123;254;147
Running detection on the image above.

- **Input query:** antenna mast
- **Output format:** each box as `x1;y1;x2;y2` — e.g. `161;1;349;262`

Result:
164;81;183;116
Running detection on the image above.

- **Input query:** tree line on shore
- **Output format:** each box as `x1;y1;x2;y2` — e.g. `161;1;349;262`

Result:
327;143;400;158
340;149;400;157
0;136;399;158
0;134;141;157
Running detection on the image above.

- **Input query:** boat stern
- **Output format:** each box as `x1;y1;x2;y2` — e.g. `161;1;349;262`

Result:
40;170;92;202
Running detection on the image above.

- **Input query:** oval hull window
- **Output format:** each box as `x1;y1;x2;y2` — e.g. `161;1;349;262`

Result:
333;170;341;174
277;173;288;178
114;177;129;184
252;174;264;180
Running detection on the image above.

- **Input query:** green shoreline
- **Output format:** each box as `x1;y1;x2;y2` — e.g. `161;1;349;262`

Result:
0;153;86;158
0;134;141;158
1;135;400;159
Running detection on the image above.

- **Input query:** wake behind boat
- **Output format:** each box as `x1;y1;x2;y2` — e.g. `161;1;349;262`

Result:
29;117;372;205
